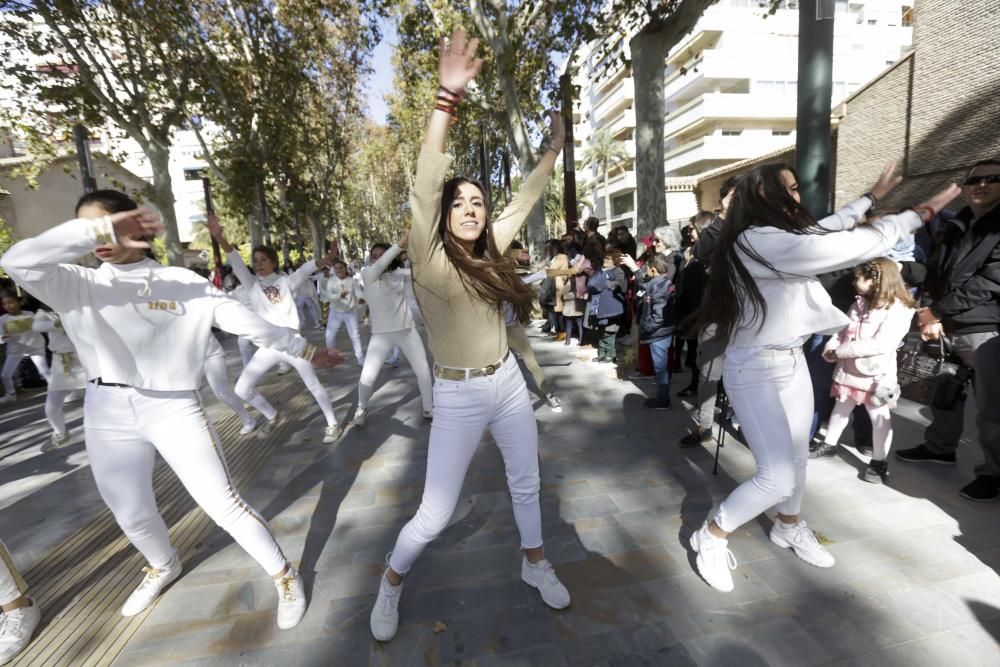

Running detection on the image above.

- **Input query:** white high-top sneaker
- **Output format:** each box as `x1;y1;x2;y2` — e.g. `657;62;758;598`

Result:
690;522;737;592
274;568;307;630
369;572;403;641
323;424;343;443
521;557;571;609
0;598;41;665
121;555;182;617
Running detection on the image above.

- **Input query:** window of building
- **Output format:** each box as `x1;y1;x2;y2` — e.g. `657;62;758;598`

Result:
722;130;743;136
901;5;914;26
611;192;634;217
772;130;792;136
867;19;877;25
184;168;206;181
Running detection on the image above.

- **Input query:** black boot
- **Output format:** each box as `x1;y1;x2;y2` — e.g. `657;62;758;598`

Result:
862;459;889;484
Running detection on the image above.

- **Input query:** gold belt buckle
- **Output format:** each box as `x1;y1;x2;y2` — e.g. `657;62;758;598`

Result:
484;363;498;376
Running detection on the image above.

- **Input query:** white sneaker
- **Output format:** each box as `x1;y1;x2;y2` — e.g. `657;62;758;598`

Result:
277;363;291;375
260;413;282;436
353;409;367;427
0;597;41;665
0;394;14;405
690;522;736;592
121;555;182;616
370;573;403;641
239;418;258;436
544;393;563;413
769;519;835;568
568;338;580;347
422;409;433;420
323;424;343;443
274;568;307;630
51;432;71;448
521;558;570;609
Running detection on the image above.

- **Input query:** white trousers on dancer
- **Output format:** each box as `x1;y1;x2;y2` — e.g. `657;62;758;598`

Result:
237;337;256;368
235;347;338;427
714;347;811;533
83;384;287;575
389;354;542;575
45;389;72;436
0;539;28;606
358;329;432;412
203;350;255;428
1;354;49;395
296;296;321;329
326;310;363;361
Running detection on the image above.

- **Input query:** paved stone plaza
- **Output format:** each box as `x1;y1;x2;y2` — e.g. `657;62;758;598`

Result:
1;325;998;666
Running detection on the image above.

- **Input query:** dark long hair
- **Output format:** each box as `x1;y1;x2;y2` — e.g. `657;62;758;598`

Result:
431;176;535;324
692;163;828;341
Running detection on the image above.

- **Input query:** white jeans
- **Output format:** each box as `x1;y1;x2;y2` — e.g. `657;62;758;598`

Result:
358;329;432;412
1;354;49;395
389;353;542;575
0;539;28;606
235;346;338;427
83;384;287;575
45;389;72;436
715;347;812;533
326;310;363;361
237;337;256;368
203;349;255;427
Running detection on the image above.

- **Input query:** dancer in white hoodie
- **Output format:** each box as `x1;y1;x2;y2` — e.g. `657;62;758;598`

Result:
32;309;86;446
319;260;364;366
353;233;433;426
0;292;50;403
207;216;343;443
1;190;340;629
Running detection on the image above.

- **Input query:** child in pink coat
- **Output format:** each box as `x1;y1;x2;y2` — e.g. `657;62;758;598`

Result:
821;258;916;483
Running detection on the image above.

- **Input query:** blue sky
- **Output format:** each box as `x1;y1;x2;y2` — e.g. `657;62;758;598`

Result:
364;19;397;124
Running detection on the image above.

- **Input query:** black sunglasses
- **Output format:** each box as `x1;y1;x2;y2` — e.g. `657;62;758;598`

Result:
963;174;1000;187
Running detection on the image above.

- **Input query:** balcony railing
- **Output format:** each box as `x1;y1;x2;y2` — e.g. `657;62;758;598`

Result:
591;77;635;122
663;92;796;140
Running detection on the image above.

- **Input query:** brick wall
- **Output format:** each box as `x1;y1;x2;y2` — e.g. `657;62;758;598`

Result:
835;0;1000;210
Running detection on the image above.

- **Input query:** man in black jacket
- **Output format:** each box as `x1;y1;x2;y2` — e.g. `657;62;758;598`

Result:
896;159;1000;501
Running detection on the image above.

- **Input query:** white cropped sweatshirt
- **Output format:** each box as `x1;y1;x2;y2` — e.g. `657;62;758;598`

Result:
0;218;312;391
227;250;317;331
728;198;922;348
360;244;413;334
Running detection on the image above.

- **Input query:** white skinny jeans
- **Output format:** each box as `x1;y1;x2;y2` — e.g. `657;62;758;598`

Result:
389;353;542;575
2;354;49;395
203;348;255;428
235;346;338;427
715;347;812;533
326;310;364;362
83;384;287;575
358;329;432;411
0;539;28;606
45;389;72;436
237;337;256;368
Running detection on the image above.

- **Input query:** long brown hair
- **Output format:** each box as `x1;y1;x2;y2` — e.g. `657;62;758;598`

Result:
432;177;535;324
855;258;916;309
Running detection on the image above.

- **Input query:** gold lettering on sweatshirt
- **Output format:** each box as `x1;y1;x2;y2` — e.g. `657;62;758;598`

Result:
147;301;178;311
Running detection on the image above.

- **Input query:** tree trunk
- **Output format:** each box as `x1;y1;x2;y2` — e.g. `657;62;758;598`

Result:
630;29;670;238
307;210;325;259
146;142;183;266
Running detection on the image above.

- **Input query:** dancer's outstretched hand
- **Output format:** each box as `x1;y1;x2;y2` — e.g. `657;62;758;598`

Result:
870;162;903;201
111;208;163;248
915;184;962;220
547;110;566;152
398;230;410;249
439;29;482;95
311;348;345;369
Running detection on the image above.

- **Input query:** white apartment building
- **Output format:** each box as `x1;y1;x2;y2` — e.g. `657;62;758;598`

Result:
572;0;914;233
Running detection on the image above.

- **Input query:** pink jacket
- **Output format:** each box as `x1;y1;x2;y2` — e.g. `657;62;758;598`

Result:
824;296;914;392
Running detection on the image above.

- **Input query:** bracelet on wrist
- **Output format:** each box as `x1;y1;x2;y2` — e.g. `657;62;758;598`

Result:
438;84;463;100
911;205;936;223
863;191;878;206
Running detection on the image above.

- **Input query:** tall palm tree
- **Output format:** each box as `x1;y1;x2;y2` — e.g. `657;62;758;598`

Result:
581;127;630;226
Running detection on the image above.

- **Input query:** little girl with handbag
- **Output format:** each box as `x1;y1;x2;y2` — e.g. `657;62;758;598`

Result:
819;258;916;484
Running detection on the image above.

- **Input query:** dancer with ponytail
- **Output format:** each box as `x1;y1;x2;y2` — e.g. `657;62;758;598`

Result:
1;190;341;628
369;30;570;641
686;164;960;592
207;215;344;443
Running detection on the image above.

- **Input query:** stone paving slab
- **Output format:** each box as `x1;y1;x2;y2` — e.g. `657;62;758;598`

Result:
2;324;999;666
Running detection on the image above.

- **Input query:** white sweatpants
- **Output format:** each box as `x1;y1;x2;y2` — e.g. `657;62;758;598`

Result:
237;337;256;368
203;349;255;428
388;353;542;575
326;310;363;362
83;384;288;575
1;353;49;395
0;539;28;606
358;329;432;412
235;347;338;427
715;348;812;533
